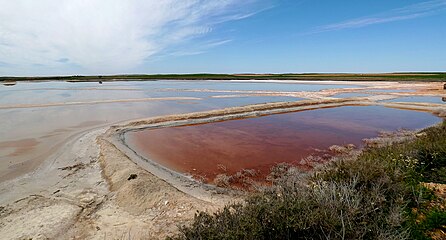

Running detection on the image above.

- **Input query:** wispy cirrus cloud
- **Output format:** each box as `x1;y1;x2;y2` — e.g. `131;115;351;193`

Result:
0;0;263;75
309;0;446;34
166;39;233;57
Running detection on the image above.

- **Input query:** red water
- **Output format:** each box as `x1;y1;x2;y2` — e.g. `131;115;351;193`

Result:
125;106;440;184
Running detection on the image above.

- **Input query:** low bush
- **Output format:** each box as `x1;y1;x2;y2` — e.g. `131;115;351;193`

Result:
169;122;446;240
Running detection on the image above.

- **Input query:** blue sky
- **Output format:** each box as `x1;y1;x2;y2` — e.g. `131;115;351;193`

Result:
0;0;445;76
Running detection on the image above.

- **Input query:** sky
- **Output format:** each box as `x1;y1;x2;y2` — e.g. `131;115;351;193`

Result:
0;0;445;76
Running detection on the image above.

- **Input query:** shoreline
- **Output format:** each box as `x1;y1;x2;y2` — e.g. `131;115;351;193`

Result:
0;81;445;239
2;73;446;83
104;98;446;201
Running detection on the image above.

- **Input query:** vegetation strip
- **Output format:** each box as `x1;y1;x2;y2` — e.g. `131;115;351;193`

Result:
2;73;446;82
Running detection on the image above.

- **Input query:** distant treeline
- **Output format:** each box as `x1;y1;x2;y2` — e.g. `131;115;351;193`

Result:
1;73;446;82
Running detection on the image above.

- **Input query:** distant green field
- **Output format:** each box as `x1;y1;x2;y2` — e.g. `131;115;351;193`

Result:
1;73;445;82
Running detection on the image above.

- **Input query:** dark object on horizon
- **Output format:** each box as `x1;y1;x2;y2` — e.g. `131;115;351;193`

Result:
99;81;103;84
442;97;446;102
444;83;446;90
3;82;16;86
128;174;138;180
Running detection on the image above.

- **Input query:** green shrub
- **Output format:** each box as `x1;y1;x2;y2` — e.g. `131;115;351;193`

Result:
169;122;446;240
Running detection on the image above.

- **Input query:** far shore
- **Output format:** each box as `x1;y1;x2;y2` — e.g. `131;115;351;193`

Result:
1;72;446;83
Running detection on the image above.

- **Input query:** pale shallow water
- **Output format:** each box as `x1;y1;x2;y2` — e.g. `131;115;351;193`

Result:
0;80;345;105
366;89;415;93
0;80;333;181
383;96;446;104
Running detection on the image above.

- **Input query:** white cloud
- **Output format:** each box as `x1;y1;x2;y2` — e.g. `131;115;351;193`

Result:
0;0;259;75
164;39;233;57
309;0;446;34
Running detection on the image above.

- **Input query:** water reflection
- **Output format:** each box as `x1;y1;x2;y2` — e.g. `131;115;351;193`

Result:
126;106;441;183
384;96;445;104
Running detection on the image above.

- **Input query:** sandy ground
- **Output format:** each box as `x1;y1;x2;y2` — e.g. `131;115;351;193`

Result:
0;126;223;239
0;81;445;239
